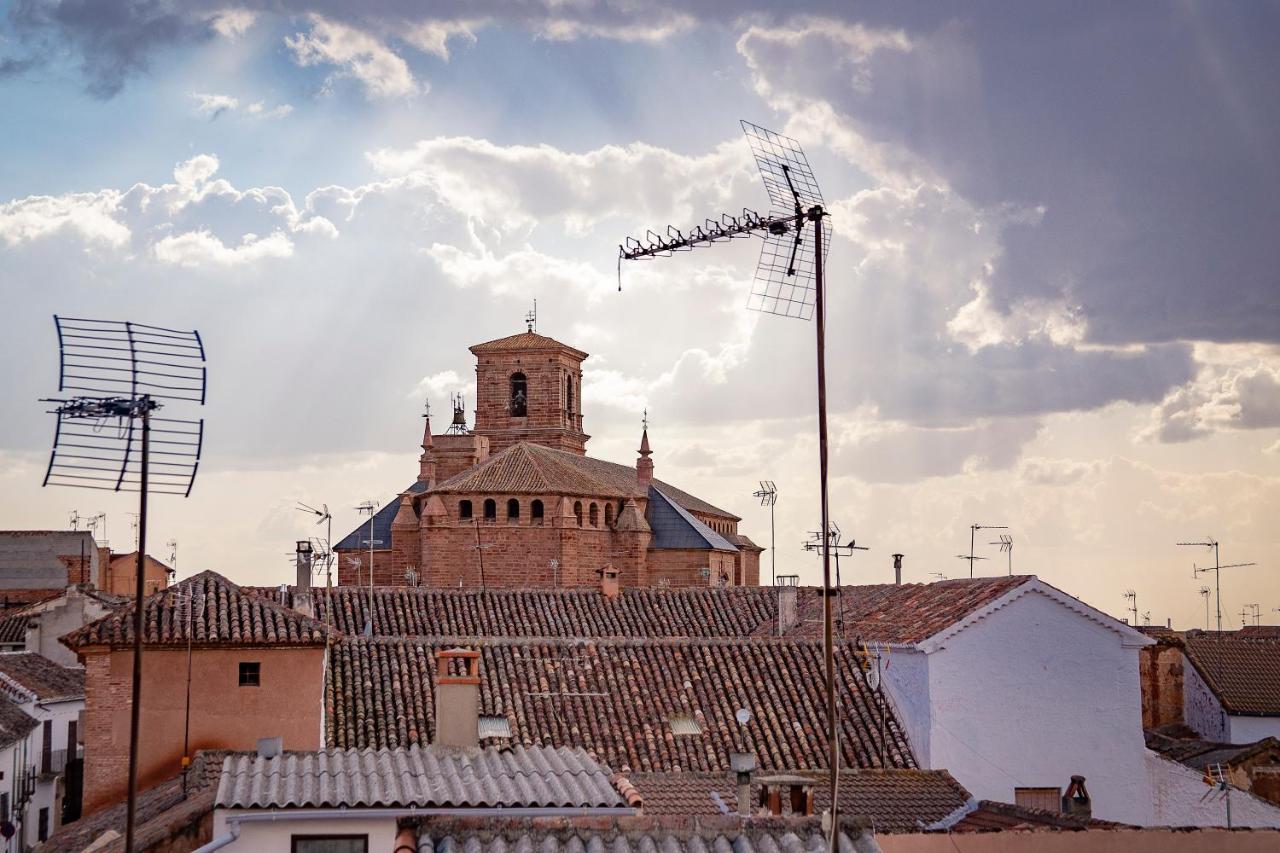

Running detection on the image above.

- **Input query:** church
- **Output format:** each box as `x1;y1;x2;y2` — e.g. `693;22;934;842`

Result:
333;327;763;589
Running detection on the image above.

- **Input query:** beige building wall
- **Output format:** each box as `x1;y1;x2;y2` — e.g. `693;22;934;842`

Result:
879;828;1280;853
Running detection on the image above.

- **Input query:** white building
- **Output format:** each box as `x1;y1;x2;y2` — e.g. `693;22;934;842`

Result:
0;588;119;668
0;654;85;848
859;576;1280;827
1174;633;1280;744
0;695;37;851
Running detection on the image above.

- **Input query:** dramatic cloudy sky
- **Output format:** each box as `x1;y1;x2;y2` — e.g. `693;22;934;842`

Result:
2;1;1277;628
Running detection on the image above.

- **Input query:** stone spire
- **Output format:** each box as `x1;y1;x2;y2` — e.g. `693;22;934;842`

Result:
637;409;654;487
418;399;437;486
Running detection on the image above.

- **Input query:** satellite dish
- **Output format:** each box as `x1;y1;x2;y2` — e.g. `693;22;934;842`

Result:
735;708;751;726
865;665;881;691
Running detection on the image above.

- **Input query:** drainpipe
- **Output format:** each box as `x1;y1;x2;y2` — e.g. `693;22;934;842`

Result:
192;821;239;853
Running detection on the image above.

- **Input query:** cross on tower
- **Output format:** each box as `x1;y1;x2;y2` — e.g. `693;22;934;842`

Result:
525;299;537;333
642;408;649;431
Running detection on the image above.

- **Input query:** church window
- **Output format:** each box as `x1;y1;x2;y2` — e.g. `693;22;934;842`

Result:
589;503;599;527
459;500;473;520
573;501;583;527
509;372;528;417
483;499;497;520
531;500;544;524
566;374;574;415
507;498;520;520
605;503;615;527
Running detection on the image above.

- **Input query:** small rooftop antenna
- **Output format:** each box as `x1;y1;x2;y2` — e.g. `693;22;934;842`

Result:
1179;537;1256;632
1142;610;1151;627
990;534;1014;576
961;524;1006;578
39;314;206;852
753;481;777;585
930;572;946;582
446;393;469;434
355;500;380;634
166;539;177;578
298;501;335;642
525;299;537;333
1199;586;1212;631
1123;590;1137;626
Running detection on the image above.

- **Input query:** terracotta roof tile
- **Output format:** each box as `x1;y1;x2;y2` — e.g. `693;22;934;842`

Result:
470;332;587;357
632;769;970;832
0;694;37;749
1182;634;1280;715
62;570;331;650
0;653;84;701
953;800;1125;831
325;637;915;774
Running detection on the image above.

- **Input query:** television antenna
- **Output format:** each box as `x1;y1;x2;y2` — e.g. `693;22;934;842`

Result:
959;524;1006;578
930;572;946;582
128;512;140;550
1179;537;1256;632
38;314;206;851
1199;586;1212;631
617;120;842;840
1203;763;1232;828
753;481;778;585
355;500;380;633
1142;610;1151;627
1123;590;1138;626
990;534;1014;576
166;539;178;579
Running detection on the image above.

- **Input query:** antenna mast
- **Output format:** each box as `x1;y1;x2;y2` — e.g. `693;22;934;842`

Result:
1123;590;1137;626
1179;538;1256;632
753;481;778;585
960;524;1006;578
356;501;380;635
39;314;206;851
616;121;843;845
990;534;1014;576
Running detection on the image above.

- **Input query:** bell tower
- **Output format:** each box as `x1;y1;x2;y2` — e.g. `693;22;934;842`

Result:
469;326;590;455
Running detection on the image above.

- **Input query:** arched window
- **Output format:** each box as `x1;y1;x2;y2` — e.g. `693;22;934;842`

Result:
566;374;574;415
605;503;616;527
459;500;473;519
573;501;583;527
483;499;497;520
589;503;599;527
531;500;544;525
507;498;520;520
510;372;528;417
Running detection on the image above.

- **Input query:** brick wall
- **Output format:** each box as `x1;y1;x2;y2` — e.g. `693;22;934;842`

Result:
1140;642;1185;730
646;549;738;588
473;349;587;455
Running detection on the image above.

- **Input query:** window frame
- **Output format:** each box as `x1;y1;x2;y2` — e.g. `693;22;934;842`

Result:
458;499;473;519
509;372;528;417
483;498;497;520
290;834;369;853
238;661;261;687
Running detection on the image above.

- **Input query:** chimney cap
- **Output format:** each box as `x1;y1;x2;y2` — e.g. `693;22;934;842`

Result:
730;752;756;773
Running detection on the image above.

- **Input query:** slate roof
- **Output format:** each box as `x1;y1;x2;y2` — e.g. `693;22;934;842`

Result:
0;653;84;702
334;480;429;551
0;693;38;749
216;745;629;810
415;819;870;853
631;769;970;832
325;637;915;773
470;331;587;357
312;586;779;639
61;570;331;650
648;488;736;551
1182;634;1280;715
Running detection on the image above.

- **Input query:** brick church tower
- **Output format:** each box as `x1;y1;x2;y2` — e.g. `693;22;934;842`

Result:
470;330;589;455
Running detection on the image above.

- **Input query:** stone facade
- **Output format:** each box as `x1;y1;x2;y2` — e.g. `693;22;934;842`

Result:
335;330;764;590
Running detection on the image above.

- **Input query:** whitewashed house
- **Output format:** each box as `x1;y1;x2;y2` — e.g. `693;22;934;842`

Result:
0;694;38;849
809;575;1280;827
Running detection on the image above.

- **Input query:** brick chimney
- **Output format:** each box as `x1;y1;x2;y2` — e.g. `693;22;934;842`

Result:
434;648;481;748
636;425;653;487
600;564;620;600
776;578;799;635
1062;775;1091;820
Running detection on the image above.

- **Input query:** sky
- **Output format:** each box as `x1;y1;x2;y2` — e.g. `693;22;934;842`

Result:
1;1;1278;630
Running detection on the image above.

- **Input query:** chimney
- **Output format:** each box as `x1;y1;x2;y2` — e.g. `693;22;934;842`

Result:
730;752;756;817
776;576;799;635
892;553;904;585
600;564;620;600
295;540;313;589
636;425;653;486
256;736;282;759
1062;775;1091;820
434;648;481;748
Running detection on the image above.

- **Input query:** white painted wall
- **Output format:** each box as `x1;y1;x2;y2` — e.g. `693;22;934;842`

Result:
213;811;398;852
1182;662;1227;741
880;649;930;767
1229;715;1280;744
1147;752;1280;827
919;588;1155;825
24;696;83;844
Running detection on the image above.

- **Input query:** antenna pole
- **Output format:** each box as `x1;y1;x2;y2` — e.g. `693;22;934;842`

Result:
770;496;776;586
124;400;150;853
1214;541;1221;631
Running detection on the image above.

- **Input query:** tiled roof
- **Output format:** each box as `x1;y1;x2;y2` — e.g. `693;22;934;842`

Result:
0;693;37;749
0;611;29;644
216;745;629;810
1145;728;1280;772
0;653;84;701
61;570;331;650
325;637;915;773
767;577;1034;644
1182;634;1280;715
38;749;226;852
416;818;870;853
470;331;587;357
335;480;429;551
952;800;1124;831
648;488;737;551
631;769;970;832
0;588;127;645
310;586;779;639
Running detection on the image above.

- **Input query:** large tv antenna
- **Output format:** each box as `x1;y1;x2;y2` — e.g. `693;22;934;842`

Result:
1178;537;1256;632
753;481;777;585
38;314;206;851
958;524;1006;578
990;534;1014;576
616;120;843;841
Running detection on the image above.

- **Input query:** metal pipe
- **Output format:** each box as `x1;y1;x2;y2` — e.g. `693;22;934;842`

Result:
125;401;150;852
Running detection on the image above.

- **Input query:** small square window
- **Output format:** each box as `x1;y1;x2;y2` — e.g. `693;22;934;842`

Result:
238;662;261;687
1014;787;1061;812
292;835;368;853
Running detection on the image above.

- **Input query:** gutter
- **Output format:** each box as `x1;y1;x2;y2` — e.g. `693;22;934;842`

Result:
195;805;636;851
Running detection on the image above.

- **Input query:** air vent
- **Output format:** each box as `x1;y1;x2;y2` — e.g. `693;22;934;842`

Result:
670;714;703;736
479;716;511;739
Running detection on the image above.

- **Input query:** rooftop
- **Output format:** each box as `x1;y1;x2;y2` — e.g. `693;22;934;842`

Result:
469;331;588;358
0;652;84;702
1145;726;1280;772
0;693;37;749
1182;633;1280;715
216;745;631;810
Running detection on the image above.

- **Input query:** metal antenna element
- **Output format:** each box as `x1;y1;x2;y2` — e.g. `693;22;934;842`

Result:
990;534;1014;576
960;524;1006;578
356;501;380;635
526;299;538;333
753;481;778;586
38;314;207;852
1179;538;1257;632
616;120;842;846
1123;590;1138;626
298;501;336;643
1199;586;1212;631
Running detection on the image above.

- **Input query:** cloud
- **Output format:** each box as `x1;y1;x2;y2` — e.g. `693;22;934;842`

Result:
153;229;293;266
1143;344;1280;442
403;19;479;59
534;14;696;43
207;8;257;39
192;92;238;119
0;190;130;248
285;15;418;99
